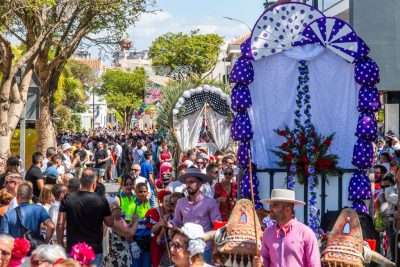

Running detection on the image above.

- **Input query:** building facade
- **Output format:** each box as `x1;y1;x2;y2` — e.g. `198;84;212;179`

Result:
72;53;108;130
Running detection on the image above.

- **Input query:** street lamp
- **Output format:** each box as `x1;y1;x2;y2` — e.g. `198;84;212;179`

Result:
223;16;252;32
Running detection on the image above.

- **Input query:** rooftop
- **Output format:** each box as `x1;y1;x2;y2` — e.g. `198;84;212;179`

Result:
71;58;102;70
229;34;250;45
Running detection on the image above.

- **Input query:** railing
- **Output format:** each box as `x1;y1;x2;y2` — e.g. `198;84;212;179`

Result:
254;168;357;224
319;0;346;12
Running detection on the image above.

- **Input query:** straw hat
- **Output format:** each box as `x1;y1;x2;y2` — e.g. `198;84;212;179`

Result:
260;189;305;206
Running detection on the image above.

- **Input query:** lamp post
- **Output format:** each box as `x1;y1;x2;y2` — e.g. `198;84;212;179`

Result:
92;88;95;129
223;16;252;32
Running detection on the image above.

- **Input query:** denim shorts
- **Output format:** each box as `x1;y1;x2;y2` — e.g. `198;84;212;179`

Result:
96;168;105;177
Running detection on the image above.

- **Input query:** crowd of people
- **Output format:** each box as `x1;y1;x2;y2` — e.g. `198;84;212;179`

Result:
0;128;242;267
1;126;400;266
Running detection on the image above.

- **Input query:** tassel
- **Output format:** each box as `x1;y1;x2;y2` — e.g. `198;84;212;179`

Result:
245;255;252;267
232;254;239;267
239;256;245;267
225;254;232;267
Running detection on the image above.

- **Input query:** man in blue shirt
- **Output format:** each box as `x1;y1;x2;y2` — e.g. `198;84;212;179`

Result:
140;152;155;205
0;183;55;243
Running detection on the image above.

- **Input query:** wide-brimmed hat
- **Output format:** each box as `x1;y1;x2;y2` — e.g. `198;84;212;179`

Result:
260;189;305;206
178;167;211;184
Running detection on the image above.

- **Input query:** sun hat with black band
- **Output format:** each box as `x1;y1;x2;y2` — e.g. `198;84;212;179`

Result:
177;167;212;184
260;188;305;206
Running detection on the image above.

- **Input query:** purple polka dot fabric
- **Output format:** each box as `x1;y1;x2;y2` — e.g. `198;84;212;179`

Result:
231;84;252;112
355;57;380;85
240;168;263;210
296;17;369;63
358;85;381;112
231;111;253;142
229;56;254;84
348;170;372;200
357;38;370;59
352;200;369;214
241;37;253;60
251;2;324;60
352;138;373;169
355;111;377;141
237;141;251;169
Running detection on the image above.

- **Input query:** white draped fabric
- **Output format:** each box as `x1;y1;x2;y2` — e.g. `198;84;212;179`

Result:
249;47;359;169
206;107;231;150
174;109;203;152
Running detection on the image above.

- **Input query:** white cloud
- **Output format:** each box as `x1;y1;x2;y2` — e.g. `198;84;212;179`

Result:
128;11;250;50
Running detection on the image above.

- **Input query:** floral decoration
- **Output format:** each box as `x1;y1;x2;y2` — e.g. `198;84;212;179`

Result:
9;238;30;267
272;125;339;185
70;242;95;266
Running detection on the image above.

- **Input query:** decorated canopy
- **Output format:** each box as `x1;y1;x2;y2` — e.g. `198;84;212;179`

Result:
173;85;233;152
230;2;380;231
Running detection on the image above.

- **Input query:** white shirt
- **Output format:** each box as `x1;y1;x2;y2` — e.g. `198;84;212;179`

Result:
41;158;50;173
62;153;72;169
7;197;18;211
114;144;122;158
166;181;186;194
200;181;217;198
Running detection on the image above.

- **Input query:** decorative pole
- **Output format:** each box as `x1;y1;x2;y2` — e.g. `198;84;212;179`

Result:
248;149;259;256
152;185;171;261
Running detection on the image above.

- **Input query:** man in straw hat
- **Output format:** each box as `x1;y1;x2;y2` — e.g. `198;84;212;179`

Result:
253;189;321;267
168;167;221;264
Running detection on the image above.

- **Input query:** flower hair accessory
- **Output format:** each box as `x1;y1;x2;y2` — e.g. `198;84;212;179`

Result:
70;242;95;266
180;223;206;256
9;238;30;267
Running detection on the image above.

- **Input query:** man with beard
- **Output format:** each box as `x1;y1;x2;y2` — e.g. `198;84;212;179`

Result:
169;167;221;264
253;189;320;267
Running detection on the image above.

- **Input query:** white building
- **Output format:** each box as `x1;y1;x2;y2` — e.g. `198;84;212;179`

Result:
71;54;108;129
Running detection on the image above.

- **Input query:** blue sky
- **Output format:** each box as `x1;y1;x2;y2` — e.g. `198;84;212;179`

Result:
127;0;266;50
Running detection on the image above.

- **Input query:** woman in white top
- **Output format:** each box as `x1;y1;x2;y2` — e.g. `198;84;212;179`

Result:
169;223;213;267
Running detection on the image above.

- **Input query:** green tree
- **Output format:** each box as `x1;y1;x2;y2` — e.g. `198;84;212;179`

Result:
149;30;224;80
54;62;90;113
99;68;146;130
0;0;149;153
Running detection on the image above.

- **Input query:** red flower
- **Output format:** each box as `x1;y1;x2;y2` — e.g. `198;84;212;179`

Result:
281;143;288;149
299;134;306;141
310;131;316;137
288;137;294;144
300;156;308;163
70;243;95;266
11;238;29;260
323;139;332;147
286;153;294;160
278;130;287;136
9;238;30;267
316;158;334;170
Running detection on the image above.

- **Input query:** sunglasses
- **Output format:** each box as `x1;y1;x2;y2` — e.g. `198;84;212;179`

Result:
170;241;186;250
0;249;10;256
211;171;219;174
196;162;205;165
381;185;391;189
224;173;233;176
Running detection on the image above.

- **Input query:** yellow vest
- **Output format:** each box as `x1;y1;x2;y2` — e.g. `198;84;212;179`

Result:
119;193;150;221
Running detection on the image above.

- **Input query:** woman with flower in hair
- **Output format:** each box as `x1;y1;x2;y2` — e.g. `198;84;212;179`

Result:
169;223;213;267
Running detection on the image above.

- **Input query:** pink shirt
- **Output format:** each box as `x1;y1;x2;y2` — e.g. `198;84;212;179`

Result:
172;193;221;249
261;218;321;267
